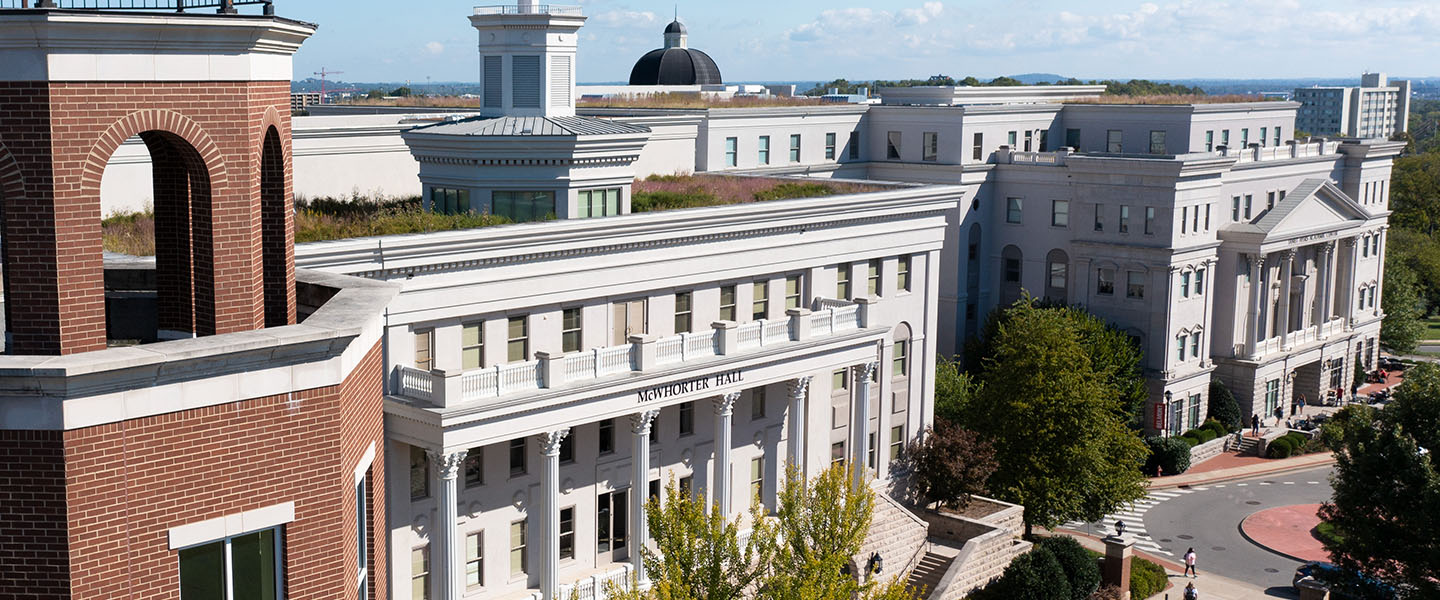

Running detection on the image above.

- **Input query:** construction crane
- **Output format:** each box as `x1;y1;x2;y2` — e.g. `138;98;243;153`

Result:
313;68;343;104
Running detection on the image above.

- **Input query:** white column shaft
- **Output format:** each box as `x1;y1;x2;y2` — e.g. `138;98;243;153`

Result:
1278;253;1293;344
787;377;811;477
712;394;739;517
1248;255;1264;354
630;411;658;585
538;430;569;600
430;450;466;600
851;362;877;490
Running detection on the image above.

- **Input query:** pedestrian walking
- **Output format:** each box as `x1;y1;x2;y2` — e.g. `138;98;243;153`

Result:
1183;547;1198;578
1184;581;1199;599
1251;413;1260;436
1275;405;1284;427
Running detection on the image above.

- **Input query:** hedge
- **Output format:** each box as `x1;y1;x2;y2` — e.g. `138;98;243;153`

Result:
1144;436;1192;475
1036;536;1100;600
1202;418;1230;437
969;545;1071;600
1195;429;1217;444
1268;437;1295;458
1130;556;1169;599
1179;433;1202;448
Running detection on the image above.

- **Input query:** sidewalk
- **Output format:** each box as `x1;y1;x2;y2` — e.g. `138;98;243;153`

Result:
1150;452;1336;490
1057;530;1265;600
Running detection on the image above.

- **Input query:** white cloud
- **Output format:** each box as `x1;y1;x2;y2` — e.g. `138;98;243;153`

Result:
424;41;444;55
786;3;946;42
591;10;658;28
897;2;944;26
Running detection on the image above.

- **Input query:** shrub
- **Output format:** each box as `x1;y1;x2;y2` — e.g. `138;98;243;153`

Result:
970;545;1071;600
1195;429;1217;444
1090;584;1125;600
903;422;998;509
1207;379;1244;431
1179;433;1202;448
1130;556;1168;599
751;182;837;202
1144;436;1192;475
630;189;722;212
1268;437;1295;458
1202;418;1230;437
1036;536;1100;600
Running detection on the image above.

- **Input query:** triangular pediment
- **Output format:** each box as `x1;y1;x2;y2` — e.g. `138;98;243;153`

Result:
1251;179;1369;241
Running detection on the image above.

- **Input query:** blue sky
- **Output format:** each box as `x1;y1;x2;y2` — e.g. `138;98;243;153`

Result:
281;0;1440;84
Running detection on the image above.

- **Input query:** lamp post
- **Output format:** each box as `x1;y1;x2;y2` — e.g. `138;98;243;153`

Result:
1163;391;1173;436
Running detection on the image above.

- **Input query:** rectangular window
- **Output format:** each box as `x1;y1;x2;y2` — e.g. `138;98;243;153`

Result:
358;473;369;595
1106;129;1123;153
1149;130;1166;154
1006;197;1023;224
414;329;434;370
1191;332;1201;358
1265;379;1280;415
848;131;860;159
758;136;770;165
559;434;574;464
1176;336;1186;361
972;132;984;161
825;132;837;160
725;137;737;167
411;547;430;600
1024;130;1033;152
1144;206;1155;235
463;450;483;488
789;134;801;162
1188;394;1202;430
430;187;472;215
1267;191;1276;210
1180;206;1188;234
180;528;283;600
509;520;527;577
492;190;555;223
509;439;526;476
1205;204;1211;231
561;308;581;353
1065;128;1080;149
719;285;737;321
559;507;575;561
1260;127;1268;146
889;426;904;461
465;532;483;588
831;441;846;465
888;131;902;160
410;446;429;500
1231;196;1240;221
1274;128;1281;147
1126;271;1145;299
462;322;483;370
1119;205;1130;233
596;490;628;552
1205;130;1214;152
577;188;620;218
1181;272;1191;298
923;131;938;161
785;275;803;309
832;369;848;393
1094;204;1104;231
751;387;766;421
750;456;765;504
1194;269;1205;295
679;402;694;437
1241;128;1249;146
1097;268;1115;295
678;476;693;497
896;257;911;292
598;419;614;455
752;280;769;320
836;266;852;300
892;339;908;377
506;316;528;362
1038;130;1049;152
868;432;877;469
1051;199;1069;227
1222;129;1231;147
1244;194;1253;219
674;291;693;333
867;259;880;296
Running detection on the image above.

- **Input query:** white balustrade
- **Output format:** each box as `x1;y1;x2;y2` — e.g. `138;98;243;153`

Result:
833;305;860;331
463;368;496;402
683;330;717;359
498;360;542;395
736;321;763;350
762;319;791;345
815;298;852;311
656;335;684;365
596;345;633;376
811;309;834;336
564;352;595;381
397;366;435;402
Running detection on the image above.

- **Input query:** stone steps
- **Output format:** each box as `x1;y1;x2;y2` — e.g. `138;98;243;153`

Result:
906;551;954;600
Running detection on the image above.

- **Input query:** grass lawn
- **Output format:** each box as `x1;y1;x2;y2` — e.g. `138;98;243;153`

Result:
1423;315;1440;341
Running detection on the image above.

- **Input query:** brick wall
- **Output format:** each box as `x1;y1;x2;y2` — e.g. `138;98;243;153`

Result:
60;341;385;600
0;430;70;599
0;80;297;355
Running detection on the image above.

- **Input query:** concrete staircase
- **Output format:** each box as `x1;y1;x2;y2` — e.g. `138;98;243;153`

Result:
906;550;956;599
1233;435;1261;456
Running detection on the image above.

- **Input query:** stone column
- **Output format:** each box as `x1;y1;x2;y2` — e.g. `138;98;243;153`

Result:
1343;237;1359;326
1101;535;1134;599
1320;241;1336;326
629;410;660;585
712;392;740;517
1374;228;1387;317
786;376;812;476
538;429;570;600
851;361;878;490
1247;253;1266;356
1278;250;1295;348
427;449;467;600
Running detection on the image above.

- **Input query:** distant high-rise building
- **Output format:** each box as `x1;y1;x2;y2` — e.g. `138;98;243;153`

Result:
1294;72;1411;138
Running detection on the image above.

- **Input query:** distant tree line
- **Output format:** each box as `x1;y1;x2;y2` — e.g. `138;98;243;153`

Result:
802;76;1204;97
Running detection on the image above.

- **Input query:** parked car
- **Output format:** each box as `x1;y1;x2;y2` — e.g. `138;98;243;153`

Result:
1378;357;1407;371
1293;562;1397;599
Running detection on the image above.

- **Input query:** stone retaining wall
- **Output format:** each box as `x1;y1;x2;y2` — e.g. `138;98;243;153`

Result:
913;497;1028;600
1189;434;1231;466
857;482;930;582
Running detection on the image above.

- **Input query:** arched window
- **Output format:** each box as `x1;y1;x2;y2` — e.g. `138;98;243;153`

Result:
1045;248;1069;304
1001;245;1023;306
891;322;913;379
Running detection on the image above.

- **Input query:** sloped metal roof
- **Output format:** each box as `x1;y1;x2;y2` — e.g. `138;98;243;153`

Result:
409;115;650;137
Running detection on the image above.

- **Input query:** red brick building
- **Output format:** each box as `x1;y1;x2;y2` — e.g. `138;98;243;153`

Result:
0;5;395;599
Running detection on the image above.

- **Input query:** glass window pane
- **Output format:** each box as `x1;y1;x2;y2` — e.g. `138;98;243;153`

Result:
231;529;277;600
179;541;226;600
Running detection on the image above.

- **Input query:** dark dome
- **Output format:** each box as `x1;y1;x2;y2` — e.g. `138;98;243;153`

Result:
628;47;723;85
664;20;686;34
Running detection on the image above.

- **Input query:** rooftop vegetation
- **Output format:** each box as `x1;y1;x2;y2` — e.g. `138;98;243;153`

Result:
1064;93;1275;105
631;174;892;212
577;92;828;109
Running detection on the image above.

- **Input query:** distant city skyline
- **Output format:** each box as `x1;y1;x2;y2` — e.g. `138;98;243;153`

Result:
283;0;1440;85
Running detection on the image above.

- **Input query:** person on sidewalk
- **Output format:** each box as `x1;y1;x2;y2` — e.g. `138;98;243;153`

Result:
1274;405;1284;427
1184;581;1199;599
1183;547;1198;578
1251;413;1260;436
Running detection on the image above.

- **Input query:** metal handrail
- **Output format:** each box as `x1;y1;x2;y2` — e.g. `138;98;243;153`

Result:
473;4;581;16
0;0;274;14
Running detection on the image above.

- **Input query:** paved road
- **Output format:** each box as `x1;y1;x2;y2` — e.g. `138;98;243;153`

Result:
1141;465;1336;598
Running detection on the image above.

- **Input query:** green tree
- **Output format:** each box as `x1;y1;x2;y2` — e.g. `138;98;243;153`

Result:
759;464;914;600
959;76;982;87
390;86;413;97
365;89;385;100
1318;369;1440;599
1381;260;1426;353
1035;536;1101;600
933;358;981;424
903;421;997;509
969;545;1071;600
1384;227;1440;313
1207;378;1243;431
987;76;1023;86
1389;153;1440;235
609;479;774;600
968;299;1150;536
